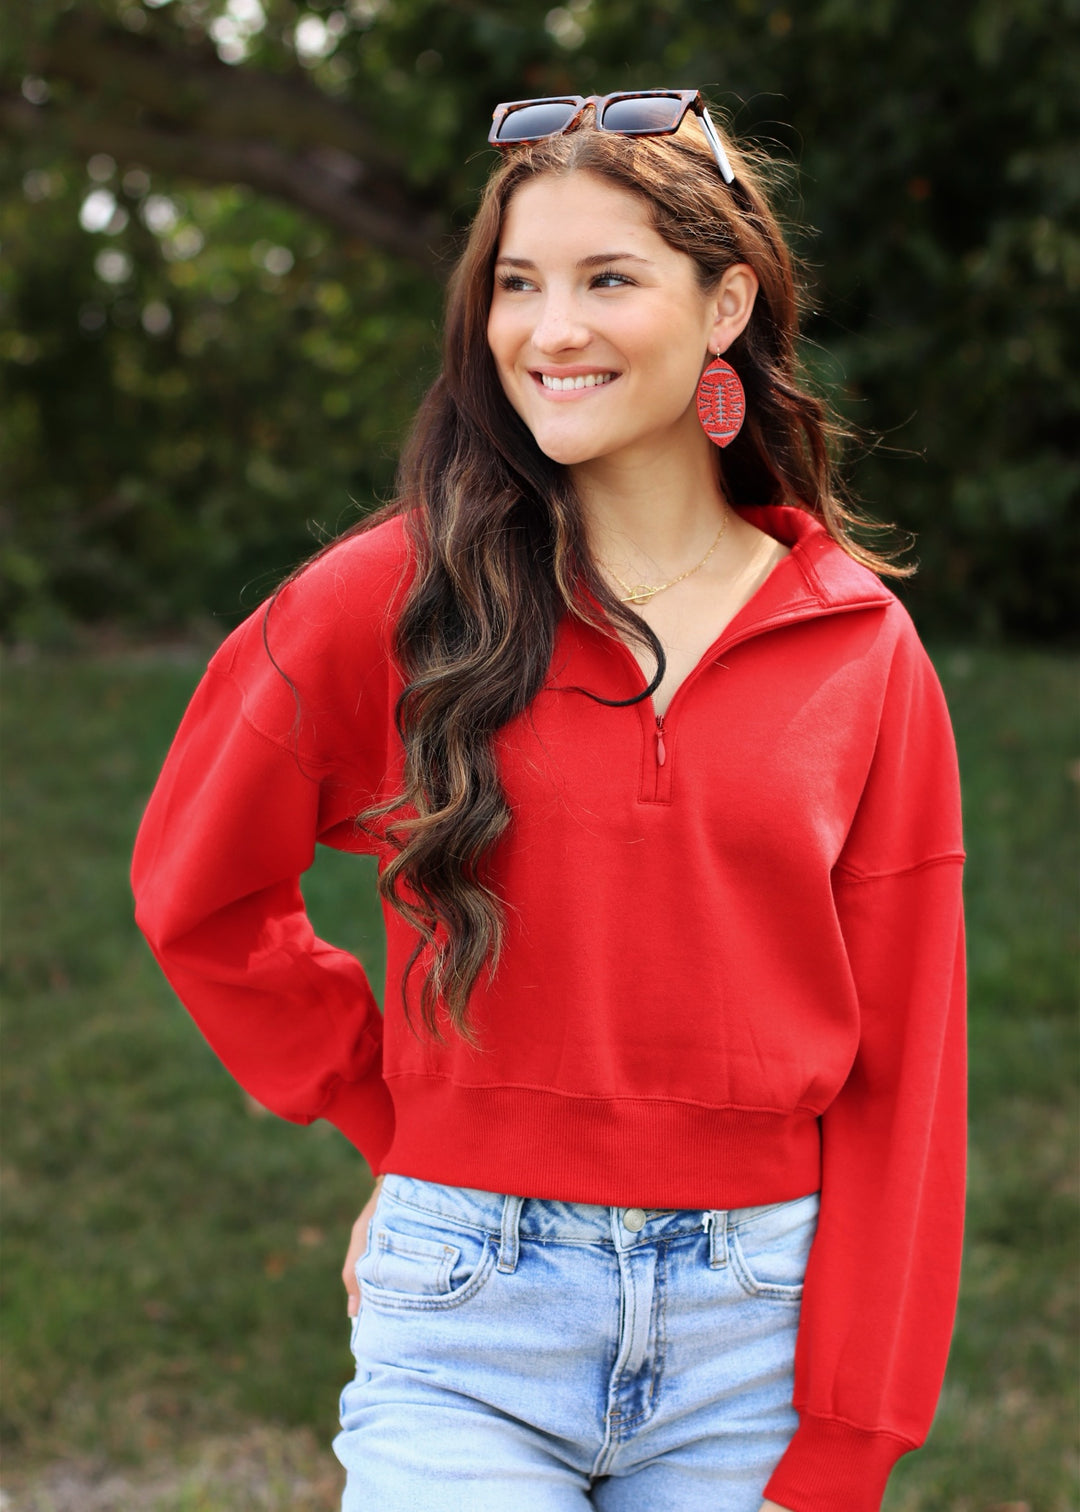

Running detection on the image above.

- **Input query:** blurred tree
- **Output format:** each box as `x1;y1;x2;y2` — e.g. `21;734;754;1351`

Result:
1;0;1077;640
0;4;443;264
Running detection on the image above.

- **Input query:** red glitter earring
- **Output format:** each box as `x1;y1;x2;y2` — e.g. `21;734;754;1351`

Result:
696;353;746;448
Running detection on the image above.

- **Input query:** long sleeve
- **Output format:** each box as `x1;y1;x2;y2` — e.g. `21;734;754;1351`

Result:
764;622;967;1512
132;523;412;1173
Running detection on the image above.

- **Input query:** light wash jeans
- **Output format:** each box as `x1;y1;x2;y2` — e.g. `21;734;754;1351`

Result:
335;1174;820;1510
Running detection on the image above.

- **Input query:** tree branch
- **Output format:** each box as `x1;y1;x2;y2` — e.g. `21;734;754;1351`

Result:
6;9;448;272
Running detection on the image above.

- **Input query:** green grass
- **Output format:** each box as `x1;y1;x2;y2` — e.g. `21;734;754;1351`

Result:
2;646;1077;1509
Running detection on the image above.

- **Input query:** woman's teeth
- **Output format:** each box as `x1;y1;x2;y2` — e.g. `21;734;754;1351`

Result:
539;372;616;391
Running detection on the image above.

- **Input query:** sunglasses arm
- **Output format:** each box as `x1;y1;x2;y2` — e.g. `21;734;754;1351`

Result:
698;106;737;186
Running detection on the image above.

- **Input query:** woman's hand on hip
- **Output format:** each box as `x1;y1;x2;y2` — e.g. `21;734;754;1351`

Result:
342;1174;384;1317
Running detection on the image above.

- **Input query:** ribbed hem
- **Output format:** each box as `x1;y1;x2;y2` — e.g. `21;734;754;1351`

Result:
764;1412;914;1512
379;1074;822;1209
319;1063;396;1177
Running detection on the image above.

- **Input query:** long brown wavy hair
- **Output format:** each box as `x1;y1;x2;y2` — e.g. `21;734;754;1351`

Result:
285;107;909;1043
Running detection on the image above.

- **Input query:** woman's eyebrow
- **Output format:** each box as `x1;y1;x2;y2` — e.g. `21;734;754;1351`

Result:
577;252;651;268
494;252;653;269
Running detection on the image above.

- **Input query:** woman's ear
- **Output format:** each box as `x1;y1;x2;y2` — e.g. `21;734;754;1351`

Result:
709;263;759;354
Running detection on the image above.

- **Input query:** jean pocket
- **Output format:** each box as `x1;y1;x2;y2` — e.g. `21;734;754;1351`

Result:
370;1228;459;1295
356;1206;495;1313
729;1191;820;1302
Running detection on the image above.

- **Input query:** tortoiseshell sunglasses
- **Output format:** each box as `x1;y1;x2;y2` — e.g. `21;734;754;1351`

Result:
488;90;736;186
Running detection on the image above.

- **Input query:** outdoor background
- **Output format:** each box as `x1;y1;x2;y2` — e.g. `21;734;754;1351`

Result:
2;0;1077;1508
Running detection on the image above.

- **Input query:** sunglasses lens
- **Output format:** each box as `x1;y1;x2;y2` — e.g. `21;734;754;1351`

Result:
600;95;685;134
496;101;579;143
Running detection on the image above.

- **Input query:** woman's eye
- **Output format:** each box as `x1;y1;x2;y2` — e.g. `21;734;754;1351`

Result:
592;269;633;288
496;274;535;293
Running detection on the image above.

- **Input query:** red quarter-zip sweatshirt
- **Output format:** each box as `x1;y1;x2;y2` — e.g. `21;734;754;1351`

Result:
132;504;966;1512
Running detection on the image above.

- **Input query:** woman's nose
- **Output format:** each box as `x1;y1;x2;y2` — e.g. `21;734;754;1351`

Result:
530;296;590;353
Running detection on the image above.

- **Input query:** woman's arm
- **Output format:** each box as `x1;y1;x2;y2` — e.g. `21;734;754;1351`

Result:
131;640;396;1167
763;619;967;1512
132;529;411;1169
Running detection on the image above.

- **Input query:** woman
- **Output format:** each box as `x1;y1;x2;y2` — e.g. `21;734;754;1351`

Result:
132;92;966;1512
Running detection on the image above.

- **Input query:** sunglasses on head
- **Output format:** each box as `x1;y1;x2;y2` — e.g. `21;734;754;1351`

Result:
488;90;736;186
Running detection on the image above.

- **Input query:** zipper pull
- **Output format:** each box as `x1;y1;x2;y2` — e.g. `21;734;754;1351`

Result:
655;714;667;766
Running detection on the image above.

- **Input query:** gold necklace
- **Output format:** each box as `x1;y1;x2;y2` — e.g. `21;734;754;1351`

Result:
603;510;729;606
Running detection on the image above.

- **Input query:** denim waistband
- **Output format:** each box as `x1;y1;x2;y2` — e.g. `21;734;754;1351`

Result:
378;1173;821;1272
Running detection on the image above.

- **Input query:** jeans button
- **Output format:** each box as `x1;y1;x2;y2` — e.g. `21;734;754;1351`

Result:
622;1207;647;1232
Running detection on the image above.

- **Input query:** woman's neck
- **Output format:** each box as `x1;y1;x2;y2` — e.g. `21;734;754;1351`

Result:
571;437;730;581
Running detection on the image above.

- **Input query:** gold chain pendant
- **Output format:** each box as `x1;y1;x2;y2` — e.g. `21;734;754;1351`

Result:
605;510;730;608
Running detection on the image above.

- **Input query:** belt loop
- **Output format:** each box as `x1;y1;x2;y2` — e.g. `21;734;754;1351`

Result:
497;1193;523;1273
705;1210;728;1269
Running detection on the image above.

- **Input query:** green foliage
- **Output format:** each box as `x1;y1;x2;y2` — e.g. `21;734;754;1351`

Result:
2;0;1078;639
0;165;440;638
2;648;1076;1506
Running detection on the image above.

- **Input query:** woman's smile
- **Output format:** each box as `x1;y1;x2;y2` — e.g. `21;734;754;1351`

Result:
534;365;620;395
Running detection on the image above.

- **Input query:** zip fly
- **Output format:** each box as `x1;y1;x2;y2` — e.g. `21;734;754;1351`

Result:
655;714;667;767
643;708;674;804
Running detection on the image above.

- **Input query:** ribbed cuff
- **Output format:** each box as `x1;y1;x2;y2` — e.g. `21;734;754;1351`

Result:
764;1413;914;1512
319;1063;396;1177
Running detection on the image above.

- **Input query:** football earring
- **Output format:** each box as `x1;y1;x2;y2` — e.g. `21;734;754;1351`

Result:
696;351;746;448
